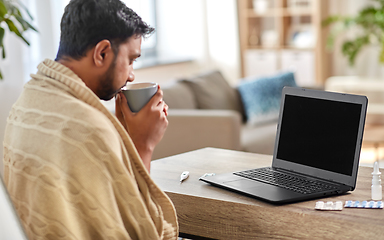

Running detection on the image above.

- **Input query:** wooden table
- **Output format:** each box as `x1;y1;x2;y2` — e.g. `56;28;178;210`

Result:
151;147;383;240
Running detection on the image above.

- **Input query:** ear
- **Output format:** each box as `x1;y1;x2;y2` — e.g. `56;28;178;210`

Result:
93;40;114;68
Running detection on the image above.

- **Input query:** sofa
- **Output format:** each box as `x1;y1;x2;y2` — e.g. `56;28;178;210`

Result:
152;70;297;160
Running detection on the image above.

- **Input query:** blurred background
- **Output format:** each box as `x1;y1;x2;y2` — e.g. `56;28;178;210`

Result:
1;0;382;175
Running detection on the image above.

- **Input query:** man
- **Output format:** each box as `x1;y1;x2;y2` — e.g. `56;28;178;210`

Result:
2;0;178;239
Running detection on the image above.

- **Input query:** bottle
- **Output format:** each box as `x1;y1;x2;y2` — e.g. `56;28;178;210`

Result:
371;161;382;201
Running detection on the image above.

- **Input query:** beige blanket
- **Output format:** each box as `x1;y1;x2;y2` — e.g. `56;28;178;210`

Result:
3;59;178;239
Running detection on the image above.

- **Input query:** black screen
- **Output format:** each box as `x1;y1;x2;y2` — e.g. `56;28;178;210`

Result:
276;95;362;176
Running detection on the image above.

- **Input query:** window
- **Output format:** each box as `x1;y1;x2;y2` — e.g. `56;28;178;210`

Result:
23;0;200;82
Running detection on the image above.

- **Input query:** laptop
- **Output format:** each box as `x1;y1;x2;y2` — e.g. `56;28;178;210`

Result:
200;87;368;204
0;176;29;240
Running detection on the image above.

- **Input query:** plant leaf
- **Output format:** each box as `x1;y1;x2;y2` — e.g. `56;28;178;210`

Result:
4;1;38;33
14;0;34;20
322;16;342;27
4;18;30;45
0;27;4;47
0;69;3;80
0;27;4;59
15;15;37;32
322;0;384;65
380;41;384;64
0;1;7;18
14;15;28;31
341;35;370;66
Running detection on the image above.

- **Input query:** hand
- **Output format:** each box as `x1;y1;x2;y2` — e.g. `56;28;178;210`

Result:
115;85;168;171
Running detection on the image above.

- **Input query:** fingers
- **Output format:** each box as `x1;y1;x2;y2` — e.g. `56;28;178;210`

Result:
154;96;168;117
163;102;168;116
154;86;168;116
149;85;164;106
150;87;168;115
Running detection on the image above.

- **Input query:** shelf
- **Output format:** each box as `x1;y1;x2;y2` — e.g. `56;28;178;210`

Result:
246;8;283;17
283;8;313;16
245;8;313;17
246;46;283;50
245;44;315;50
280;46;314;50
237;0;331;85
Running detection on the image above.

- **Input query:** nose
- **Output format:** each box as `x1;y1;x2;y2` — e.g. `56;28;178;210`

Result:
128;70;135;82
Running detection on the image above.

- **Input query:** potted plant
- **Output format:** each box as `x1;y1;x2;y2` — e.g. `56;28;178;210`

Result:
322;0;384;66
0;0;37;80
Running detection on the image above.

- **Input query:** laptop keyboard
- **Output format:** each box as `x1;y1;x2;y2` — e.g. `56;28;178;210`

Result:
233;167;338;195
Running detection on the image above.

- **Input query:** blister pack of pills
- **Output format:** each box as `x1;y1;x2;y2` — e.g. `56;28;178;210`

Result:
344;200;383;209
315;201;343;211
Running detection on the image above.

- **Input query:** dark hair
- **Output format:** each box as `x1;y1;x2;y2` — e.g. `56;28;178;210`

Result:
55;0;154;60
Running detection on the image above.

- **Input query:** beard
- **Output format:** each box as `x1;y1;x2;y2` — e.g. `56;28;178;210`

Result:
97;59;121;101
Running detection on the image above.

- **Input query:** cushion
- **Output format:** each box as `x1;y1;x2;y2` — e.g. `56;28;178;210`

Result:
237;72;297;125
162;80;197;109
182;70;244;115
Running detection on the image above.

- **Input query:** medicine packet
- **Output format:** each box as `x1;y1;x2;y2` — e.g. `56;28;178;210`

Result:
315;201;343;211
344;200;383;209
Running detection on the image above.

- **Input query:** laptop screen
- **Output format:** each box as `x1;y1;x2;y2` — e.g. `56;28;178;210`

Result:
276;94;362;176
273;87;367;187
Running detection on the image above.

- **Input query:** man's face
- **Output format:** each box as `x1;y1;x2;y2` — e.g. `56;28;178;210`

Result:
97;36;142;100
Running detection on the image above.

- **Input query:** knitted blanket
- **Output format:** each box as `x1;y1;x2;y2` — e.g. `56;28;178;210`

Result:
3;59;178;240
